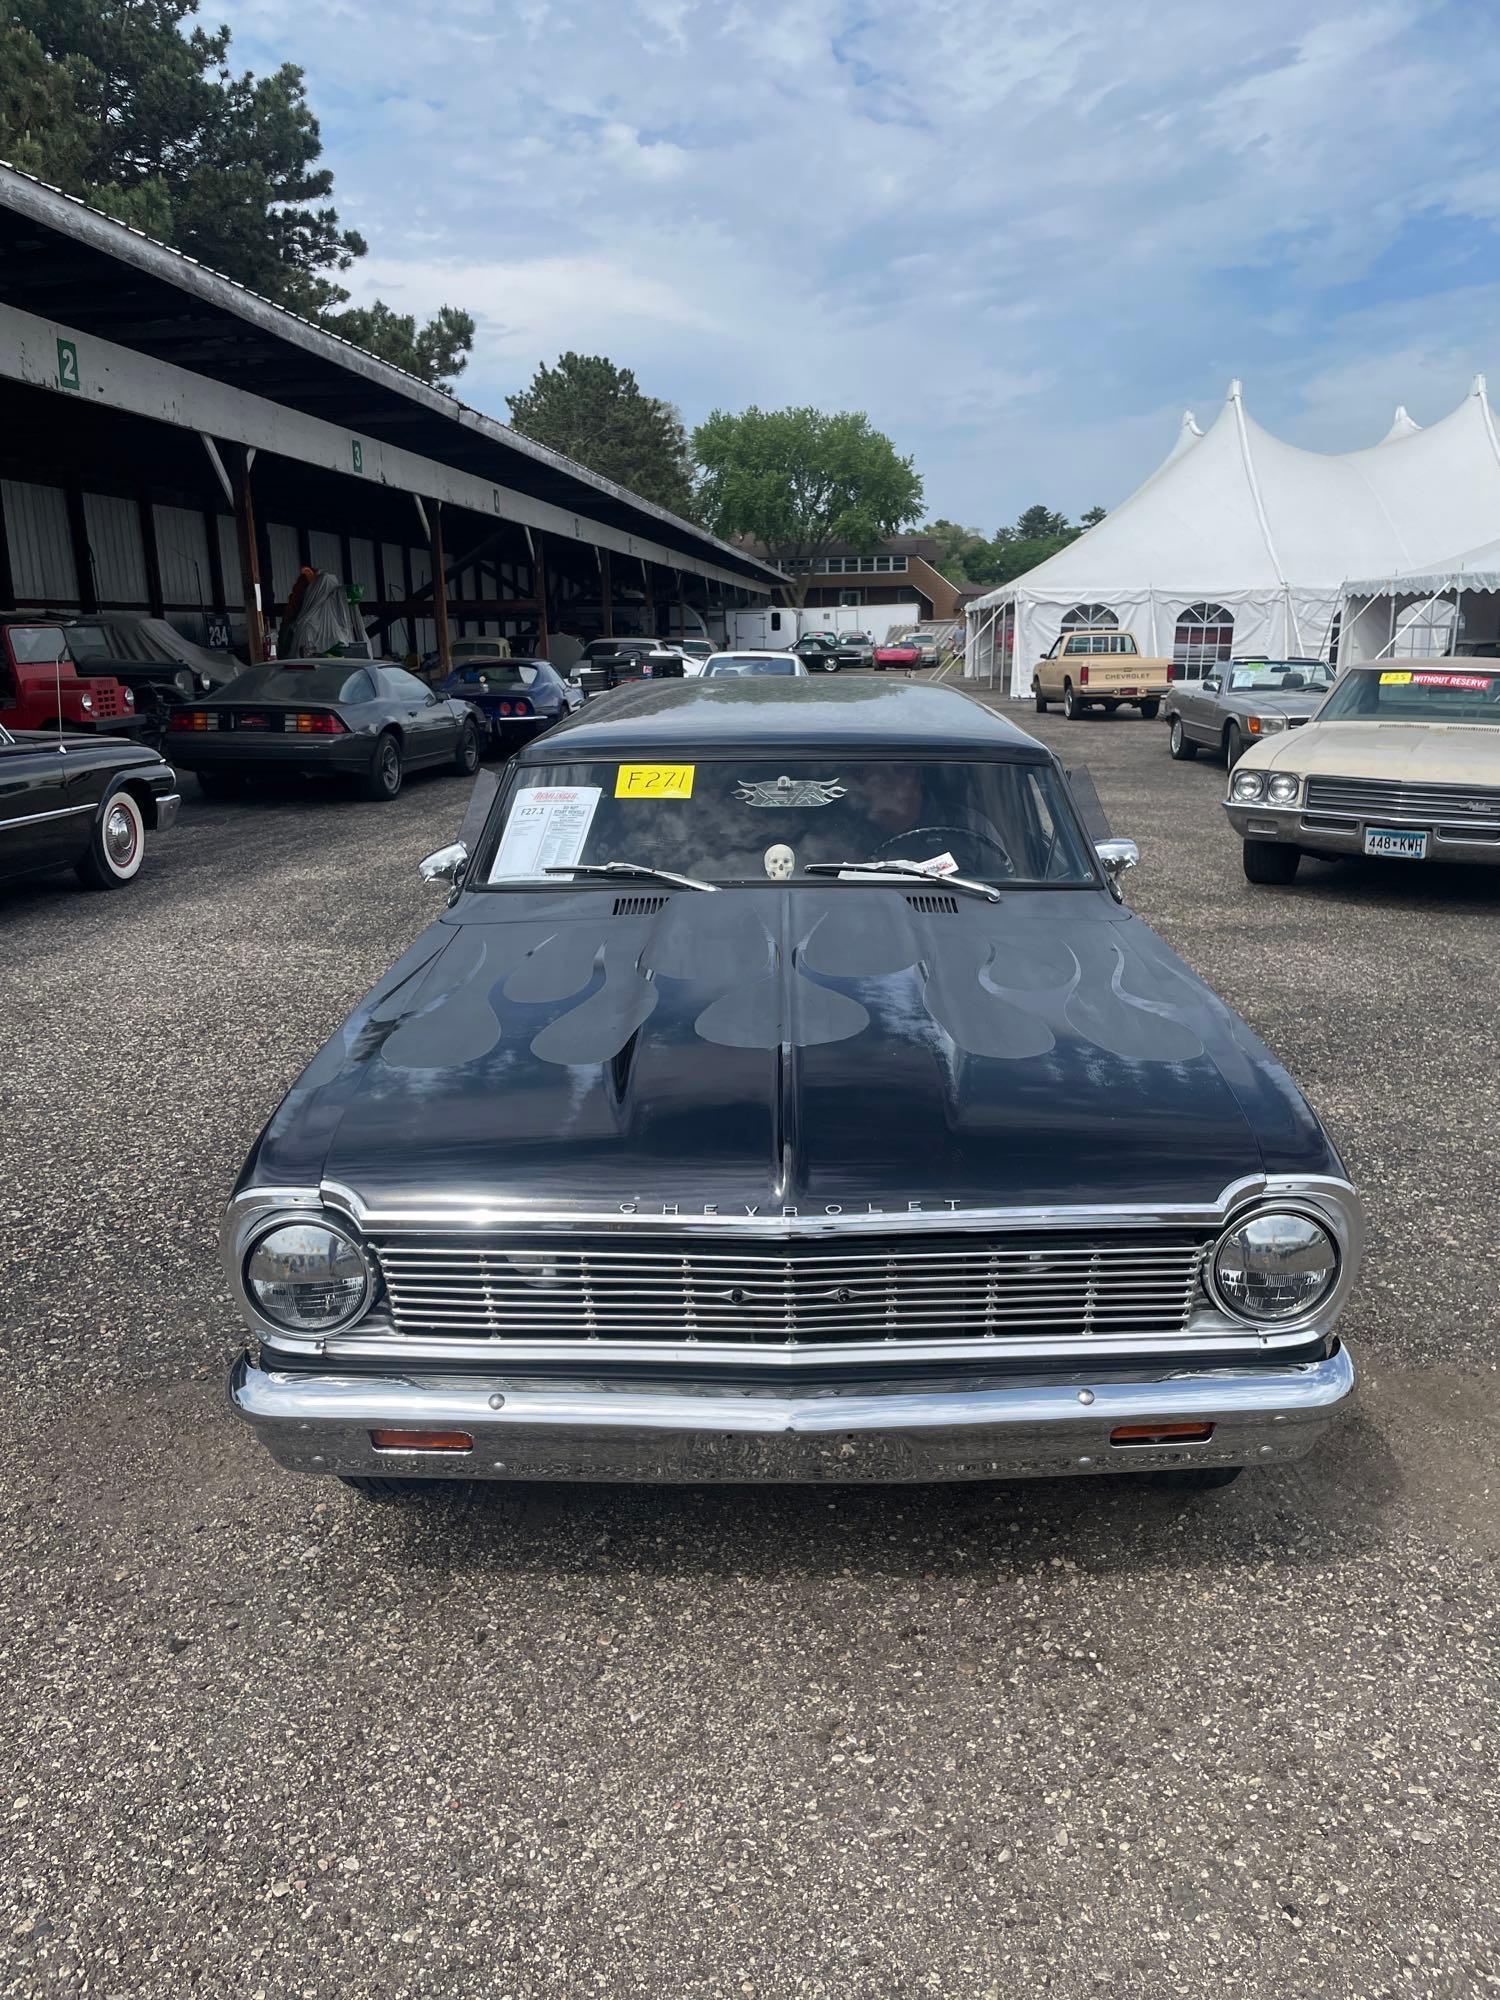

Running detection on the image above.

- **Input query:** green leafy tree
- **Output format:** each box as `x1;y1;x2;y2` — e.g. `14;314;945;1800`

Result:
507;354;697;515
694;406;923;601
0;0;471;381
1010;503;1072;541
922;517;995;584
322;302;477;392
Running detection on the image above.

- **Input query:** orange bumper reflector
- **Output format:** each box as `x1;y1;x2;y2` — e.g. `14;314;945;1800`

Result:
1110;1422;1215;1446
370;1429;473;1453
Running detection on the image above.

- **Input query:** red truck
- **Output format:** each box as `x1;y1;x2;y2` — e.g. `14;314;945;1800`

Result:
0;616;141;736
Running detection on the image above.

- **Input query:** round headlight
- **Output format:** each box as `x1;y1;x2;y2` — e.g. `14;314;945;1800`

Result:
246;1221;371;1332
1231;769;1266;802
1267;773;1299;804
175;670;194;699
1212;1211;1337;1321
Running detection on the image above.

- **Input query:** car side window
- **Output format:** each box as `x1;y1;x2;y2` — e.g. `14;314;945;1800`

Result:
384;668;435;705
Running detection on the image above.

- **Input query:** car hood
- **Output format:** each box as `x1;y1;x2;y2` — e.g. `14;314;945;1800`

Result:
248;887;1336;1218
1240;718;1500;778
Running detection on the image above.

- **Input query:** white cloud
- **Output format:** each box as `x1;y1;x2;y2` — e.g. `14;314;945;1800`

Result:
219;0;1500;524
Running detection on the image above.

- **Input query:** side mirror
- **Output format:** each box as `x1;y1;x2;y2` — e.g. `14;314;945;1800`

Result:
420;840;469;889
1203;676;1221;693
1095;837;1139;900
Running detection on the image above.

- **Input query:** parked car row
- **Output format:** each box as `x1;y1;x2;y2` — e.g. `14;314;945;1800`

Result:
1036;636;1500;889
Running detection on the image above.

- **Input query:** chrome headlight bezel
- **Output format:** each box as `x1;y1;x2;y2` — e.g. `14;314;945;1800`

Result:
242;1217;374;1334
1206;1203;1340;1326
1230;768;1266;802
1266;772;1300;805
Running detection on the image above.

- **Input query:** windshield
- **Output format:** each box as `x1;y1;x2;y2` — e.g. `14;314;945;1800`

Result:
8;625;69;664
706;655;798;676
218;665;373;703
478;757;1098;888
1318;666;1500;724
1226;662;1333;693
451;662;540;692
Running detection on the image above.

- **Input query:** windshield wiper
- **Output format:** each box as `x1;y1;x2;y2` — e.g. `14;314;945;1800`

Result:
545;860;718;892
803;859;1002;902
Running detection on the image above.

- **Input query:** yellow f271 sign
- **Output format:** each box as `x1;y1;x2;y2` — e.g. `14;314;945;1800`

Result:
615;764;695;798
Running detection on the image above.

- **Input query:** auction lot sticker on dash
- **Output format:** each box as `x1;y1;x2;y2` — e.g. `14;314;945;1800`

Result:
488;786;601;880
615;763;695;798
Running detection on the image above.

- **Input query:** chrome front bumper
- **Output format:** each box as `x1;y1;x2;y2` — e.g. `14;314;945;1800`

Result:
1224;799;1500;862
229;1345;1355;1484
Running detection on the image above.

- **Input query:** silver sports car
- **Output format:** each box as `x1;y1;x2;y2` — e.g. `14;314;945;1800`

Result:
1165;658;1336;766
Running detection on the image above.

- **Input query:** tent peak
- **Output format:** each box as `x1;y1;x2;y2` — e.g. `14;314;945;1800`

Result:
1380;405;1422;443
1473;373;1489;397
1180;410;1204;436
1226;378;1244;403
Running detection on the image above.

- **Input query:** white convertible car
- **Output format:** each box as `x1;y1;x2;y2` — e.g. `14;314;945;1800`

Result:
1224;661;1500;883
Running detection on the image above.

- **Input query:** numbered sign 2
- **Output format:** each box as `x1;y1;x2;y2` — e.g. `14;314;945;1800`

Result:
56;338;80;392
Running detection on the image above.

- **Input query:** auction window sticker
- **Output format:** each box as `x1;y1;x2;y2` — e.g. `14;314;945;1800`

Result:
1409;671;1496;692
616;763;695;798
488;786;601;880
1381;669;1496;691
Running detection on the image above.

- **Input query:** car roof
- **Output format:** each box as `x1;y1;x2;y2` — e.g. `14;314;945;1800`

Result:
519;676;1050;759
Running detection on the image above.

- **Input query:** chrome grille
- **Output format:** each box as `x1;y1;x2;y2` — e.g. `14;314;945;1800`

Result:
369;1233;1210;1347
1304;774;1500;826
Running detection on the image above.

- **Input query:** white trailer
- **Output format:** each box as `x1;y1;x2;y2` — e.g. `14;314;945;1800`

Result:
727;601;923;650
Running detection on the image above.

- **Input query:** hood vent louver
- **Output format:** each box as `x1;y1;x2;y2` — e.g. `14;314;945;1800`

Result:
612;893;670;916
905;891;960;914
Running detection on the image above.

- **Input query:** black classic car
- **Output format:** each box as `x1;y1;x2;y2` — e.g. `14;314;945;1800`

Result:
0;720;180;890
167;659;482;801
227;678;1361;1496
792;635;844;672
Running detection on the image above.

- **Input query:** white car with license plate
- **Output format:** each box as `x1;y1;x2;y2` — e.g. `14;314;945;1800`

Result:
1224;662;1500;883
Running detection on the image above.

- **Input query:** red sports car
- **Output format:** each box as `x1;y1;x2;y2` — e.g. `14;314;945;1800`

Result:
872;636;920;670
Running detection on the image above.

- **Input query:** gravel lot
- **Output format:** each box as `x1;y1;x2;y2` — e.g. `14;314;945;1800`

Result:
3;693;1497;1999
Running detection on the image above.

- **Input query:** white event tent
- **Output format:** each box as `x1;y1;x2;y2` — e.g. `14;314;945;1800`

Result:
966;377;1500;696
1340;533;1500;661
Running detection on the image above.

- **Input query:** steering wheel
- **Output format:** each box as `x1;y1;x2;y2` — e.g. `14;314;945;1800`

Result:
873;823;1015;877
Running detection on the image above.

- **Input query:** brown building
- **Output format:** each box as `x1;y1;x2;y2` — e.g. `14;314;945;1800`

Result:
766;535;969;621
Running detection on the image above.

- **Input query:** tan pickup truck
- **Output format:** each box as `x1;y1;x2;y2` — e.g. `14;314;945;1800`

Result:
1032;629;1172;720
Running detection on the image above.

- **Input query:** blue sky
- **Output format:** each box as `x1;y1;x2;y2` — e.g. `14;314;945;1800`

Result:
219;0;1500;530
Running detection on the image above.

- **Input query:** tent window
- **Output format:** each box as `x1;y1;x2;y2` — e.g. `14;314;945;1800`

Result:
1062;603;1117;630
1173;602;1235;677
1391;597;1457;658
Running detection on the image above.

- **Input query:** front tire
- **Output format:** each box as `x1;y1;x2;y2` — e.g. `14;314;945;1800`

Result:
1225;722;1246;766
76;786;146;890
1242;839;1300;884
364;732;404;801
337;1476;444;1501
1033;681;1047;712
453;719;480;775
1154;1466;1243;1492
1169;716;1197;760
